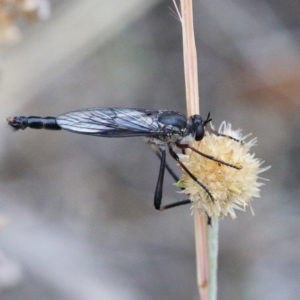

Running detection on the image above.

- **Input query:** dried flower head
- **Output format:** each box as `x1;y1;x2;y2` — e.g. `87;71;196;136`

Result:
177;122;270;219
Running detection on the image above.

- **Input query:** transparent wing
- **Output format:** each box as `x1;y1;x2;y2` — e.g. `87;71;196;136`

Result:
56;108;164;137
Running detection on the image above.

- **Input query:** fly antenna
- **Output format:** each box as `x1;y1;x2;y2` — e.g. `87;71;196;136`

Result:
203;112;212;126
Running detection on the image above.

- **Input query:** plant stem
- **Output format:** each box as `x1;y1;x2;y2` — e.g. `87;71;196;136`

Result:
208;218;219;299
175;0;218;299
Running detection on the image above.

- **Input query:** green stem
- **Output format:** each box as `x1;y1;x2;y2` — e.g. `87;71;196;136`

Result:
208;218;219;299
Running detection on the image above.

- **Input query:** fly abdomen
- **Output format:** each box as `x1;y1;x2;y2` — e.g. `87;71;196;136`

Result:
6;116;61;131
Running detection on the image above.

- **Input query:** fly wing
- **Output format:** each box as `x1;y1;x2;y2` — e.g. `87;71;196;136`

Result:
56;108;164;137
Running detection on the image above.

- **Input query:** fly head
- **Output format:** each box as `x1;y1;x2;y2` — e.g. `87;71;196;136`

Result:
190;113;212;141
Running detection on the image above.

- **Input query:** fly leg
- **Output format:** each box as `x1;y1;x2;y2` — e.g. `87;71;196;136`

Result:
168;146;214;202
176;143;242;170
166;146;214;223
206;127;244;144
153;146;212;223
153;147;192;211
154;148;166;210
151;144;180;182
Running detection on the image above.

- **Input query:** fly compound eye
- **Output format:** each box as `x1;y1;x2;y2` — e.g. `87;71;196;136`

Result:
194;124;204;141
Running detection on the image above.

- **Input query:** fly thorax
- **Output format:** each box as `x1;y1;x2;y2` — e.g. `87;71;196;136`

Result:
144;132;183;146
180;135;193;144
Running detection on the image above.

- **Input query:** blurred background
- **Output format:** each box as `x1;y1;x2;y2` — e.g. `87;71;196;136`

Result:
0;0;299;299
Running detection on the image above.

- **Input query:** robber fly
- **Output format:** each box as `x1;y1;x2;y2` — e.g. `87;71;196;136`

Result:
7;108;241;210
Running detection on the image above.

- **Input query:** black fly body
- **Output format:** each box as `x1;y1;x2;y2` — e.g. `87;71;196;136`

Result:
7;108;242;210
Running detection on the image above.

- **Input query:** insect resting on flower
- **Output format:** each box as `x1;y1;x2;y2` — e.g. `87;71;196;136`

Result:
7;107;258;216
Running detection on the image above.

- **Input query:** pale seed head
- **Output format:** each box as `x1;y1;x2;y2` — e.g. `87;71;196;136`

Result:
177;122;270;219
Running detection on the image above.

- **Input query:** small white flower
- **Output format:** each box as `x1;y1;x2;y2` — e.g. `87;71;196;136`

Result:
177;122;270;219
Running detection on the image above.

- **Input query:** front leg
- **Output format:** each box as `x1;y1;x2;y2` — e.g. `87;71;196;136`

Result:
206;127;243;144
176;143;242;170
168;146;215;202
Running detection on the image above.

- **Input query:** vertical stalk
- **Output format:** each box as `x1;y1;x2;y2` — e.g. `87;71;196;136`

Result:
176;0;218;299
180;0;199;114
208;218;219;300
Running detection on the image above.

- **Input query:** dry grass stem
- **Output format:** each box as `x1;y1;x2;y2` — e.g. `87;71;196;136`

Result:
175;1;210;299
